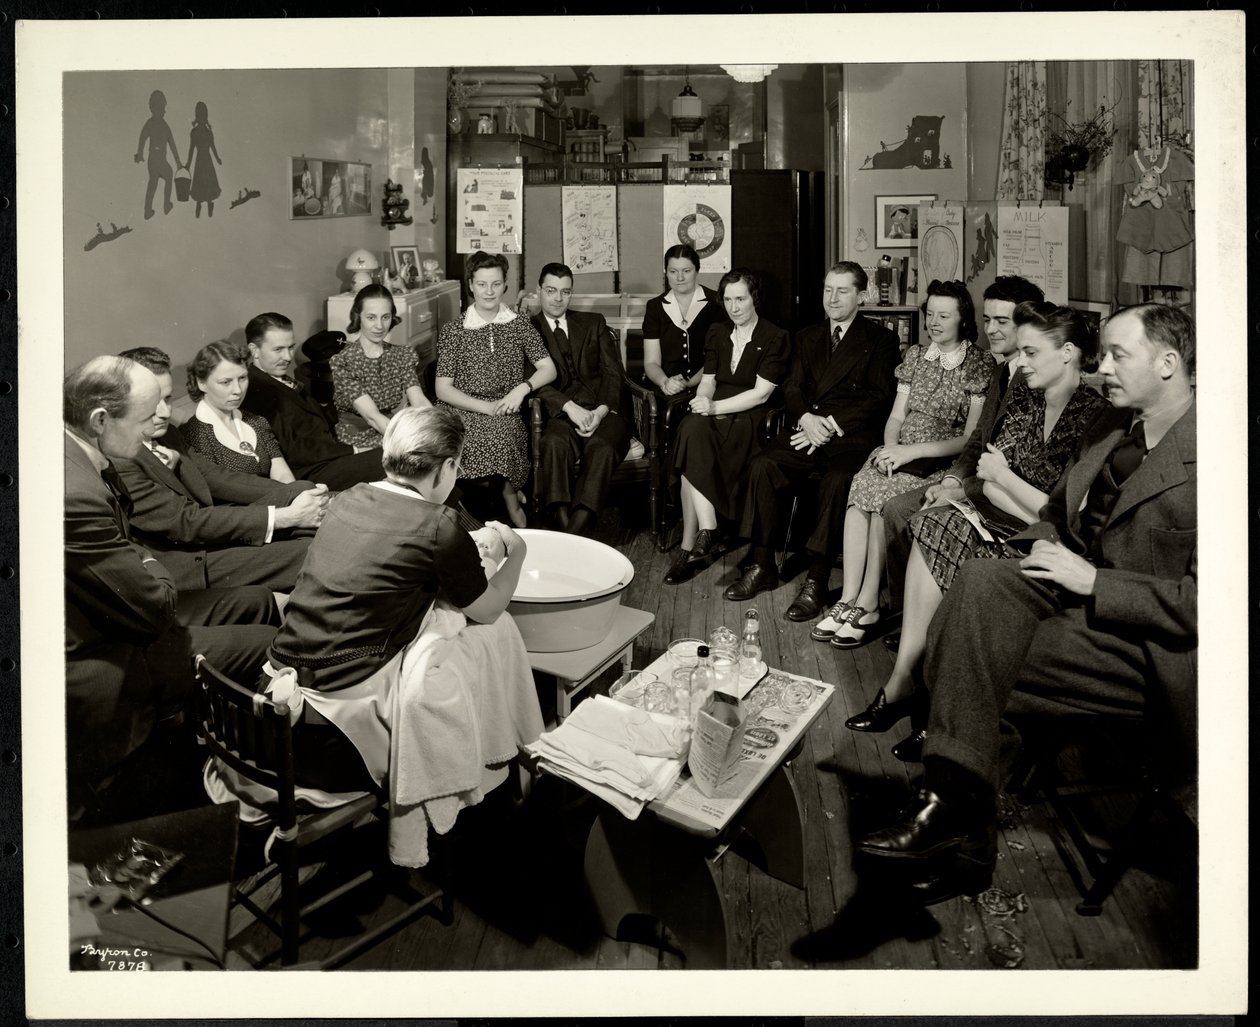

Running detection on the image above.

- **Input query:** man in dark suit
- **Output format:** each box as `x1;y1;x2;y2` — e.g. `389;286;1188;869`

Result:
114;347;326;592
727;261;900;617
858;305;1197;898
65;356;280;818
528;262;632;535
239;311;385;490
881;276;1045;622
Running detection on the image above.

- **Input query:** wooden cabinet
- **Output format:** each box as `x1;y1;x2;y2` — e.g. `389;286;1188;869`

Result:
325;280;461;374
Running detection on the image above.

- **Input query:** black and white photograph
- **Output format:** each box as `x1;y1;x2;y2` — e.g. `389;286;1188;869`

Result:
9;8;1248;1023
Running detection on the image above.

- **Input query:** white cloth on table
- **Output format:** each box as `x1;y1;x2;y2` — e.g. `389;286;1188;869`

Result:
525;695;687;820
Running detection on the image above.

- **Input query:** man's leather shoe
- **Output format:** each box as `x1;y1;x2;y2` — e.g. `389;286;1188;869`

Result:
692;528;725;560
785;578;826;621
724;562;779;601
845;688;915;733
857;789;994;861
892;729;927;763
883;632;901;654
663;549;697;585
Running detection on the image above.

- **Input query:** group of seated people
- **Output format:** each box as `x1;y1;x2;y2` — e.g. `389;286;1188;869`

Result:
64;243;1196;909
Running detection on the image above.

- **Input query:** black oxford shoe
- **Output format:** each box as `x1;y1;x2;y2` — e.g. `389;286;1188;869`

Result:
692;528;726;560
663;549;697;585
857;789;994;861
845;688;915;733
892;729;927;763
723;562;779;601
785;578;826;621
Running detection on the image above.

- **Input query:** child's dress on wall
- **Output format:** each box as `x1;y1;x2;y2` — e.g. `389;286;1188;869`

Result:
1115;145;1194;288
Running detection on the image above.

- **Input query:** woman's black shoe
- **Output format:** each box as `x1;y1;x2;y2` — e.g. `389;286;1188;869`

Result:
663;548;697;585
845;688;916;733
692;528;725;560
883;632;901;654
892;729;927;763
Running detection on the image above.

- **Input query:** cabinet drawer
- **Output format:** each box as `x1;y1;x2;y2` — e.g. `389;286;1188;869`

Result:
406;302;437;345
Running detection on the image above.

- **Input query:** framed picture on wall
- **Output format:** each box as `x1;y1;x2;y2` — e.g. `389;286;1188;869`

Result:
390;245;422;289
874;193;935;247
290;157;372;219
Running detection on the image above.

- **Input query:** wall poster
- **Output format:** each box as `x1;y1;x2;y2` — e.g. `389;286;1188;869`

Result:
456;167;523;254
561;185;618;274
997;204;1069;305
290;156;371;219
663;184;731;273
917;201;965;284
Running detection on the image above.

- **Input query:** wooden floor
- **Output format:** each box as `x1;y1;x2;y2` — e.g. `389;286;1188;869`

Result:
227;509;1198;973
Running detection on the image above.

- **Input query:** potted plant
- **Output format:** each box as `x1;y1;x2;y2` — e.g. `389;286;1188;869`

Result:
1045;98;1120;190
448;71;481;135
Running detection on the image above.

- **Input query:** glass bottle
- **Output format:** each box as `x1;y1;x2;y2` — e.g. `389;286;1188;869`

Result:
742;608;761;646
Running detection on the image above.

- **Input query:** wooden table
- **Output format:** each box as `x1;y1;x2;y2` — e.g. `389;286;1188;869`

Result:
582;666;834;968
526;605;655;723
69;803;240;970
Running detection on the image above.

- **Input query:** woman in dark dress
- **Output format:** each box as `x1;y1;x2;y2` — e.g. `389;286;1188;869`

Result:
847;301;1109;759
182;340;300;483
435;251;556;527
263;406;529;791
664;268;790;584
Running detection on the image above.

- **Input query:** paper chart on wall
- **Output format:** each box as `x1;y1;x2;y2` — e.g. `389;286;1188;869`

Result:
917;201;965;284
456;167;523;254
561;185;618;273
663;184;731;273
997;204;1068;304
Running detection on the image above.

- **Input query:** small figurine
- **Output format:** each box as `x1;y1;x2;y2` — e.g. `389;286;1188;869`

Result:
476;113;495;135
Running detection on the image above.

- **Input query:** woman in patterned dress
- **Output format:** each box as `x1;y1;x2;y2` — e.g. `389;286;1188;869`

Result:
330;284;430;450
847;302;1109;756
814;280;995;648
182;340;300;483
435;251;556;527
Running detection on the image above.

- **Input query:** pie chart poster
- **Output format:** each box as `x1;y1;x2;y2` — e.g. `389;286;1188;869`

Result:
663;185;732;273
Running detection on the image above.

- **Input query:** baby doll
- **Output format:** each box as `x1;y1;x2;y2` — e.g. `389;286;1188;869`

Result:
470;526;507;578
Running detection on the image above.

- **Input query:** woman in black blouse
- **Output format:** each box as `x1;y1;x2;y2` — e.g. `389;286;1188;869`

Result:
664;268;790;584
641;244;727;397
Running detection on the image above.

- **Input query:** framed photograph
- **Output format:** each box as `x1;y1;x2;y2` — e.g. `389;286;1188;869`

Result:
290;156;372;219
874;193;935;247
390;245;422;289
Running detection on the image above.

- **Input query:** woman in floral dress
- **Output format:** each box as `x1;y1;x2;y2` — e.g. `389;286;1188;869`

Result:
435;251;556;527
813;279;995;649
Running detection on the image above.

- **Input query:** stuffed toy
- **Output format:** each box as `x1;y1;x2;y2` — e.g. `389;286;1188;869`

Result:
1127;170;1171;209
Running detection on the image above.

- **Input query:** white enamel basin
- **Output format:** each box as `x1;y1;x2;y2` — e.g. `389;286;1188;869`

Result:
508;529;635;652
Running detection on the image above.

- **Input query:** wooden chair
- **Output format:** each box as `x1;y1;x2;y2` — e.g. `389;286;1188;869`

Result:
192;655;452;968
1007;712;1197;916
528;321;663;538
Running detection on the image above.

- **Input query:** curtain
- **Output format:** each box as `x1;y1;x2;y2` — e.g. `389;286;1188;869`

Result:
996;62;1047;202
1137;60;1194;151
1048;60;1139;307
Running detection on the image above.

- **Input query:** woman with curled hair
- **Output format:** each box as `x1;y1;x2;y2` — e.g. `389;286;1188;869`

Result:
813;279;995;647
330;283;430;450
436;250;556;527
183;339;299;483
664;267;790;584
847;300;1109;759
261;406;529;791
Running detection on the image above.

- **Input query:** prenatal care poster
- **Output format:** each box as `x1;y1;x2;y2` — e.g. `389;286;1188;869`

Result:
562;185;618;273
456;167;523;254
663;184;732;273
997;204;1069;304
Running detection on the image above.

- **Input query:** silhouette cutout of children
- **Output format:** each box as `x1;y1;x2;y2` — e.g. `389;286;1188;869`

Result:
134;89;181;220
187;100;222;219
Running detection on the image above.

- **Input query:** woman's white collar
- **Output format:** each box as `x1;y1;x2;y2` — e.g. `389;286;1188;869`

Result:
463;303;518;329
922;338;970;371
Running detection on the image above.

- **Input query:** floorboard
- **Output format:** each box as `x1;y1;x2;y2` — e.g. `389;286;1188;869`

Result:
212;520;1195;973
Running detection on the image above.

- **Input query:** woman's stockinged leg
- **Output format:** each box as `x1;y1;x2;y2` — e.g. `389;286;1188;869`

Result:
692;489;718;533
855;511;886;611
840;505;870;603
883;544;942;701
679;476;700;552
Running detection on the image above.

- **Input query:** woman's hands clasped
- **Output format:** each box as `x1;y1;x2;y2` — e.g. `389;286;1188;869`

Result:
491;383;531;416
870;443;916;475
688;395;716;416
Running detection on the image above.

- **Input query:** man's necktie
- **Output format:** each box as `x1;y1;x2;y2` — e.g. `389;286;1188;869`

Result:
1109;420;1147;485
101;464;133;517
147;441;172;468
830;324;843;353
279;374;298;389
553;320;578;382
